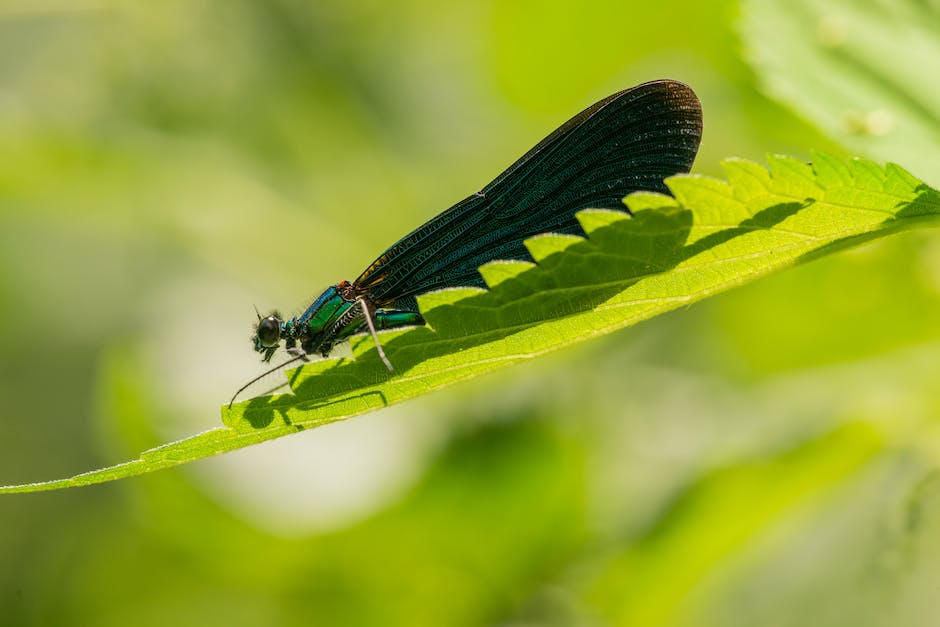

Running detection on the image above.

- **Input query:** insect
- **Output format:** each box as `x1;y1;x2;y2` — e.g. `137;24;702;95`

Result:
232;79;702;405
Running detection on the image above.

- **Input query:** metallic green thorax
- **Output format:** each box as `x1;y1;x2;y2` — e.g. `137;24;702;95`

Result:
275;281;423;362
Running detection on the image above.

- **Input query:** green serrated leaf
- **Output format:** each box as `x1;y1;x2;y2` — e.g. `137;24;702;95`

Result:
4;154;939;494
741;0;940;184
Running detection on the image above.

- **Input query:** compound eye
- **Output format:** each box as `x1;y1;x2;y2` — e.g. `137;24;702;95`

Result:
256;315;281;348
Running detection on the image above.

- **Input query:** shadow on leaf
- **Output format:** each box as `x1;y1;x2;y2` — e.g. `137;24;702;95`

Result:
235;199;812;429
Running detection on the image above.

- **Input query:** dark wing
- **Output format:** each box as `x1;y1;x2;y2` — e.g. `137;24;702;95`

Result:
354;79;702;306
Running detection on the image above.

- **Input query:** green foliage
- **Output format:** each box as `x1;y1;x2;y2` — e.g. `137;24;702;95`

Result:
5;2;940;625
585;422;885;625
3;153;937;494
741;0;940;182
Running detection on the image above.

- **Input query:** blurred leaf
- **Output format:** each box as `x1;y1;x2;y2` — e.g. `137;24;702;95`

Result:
883;470;940;622
741;0;940;183
3;153;940;494
713;230;940;374
289;418;586;627
581;422;885;626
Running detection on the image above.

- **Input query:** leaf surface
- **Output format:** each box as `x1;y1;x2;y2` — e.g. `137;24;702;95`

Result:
3;154;939;493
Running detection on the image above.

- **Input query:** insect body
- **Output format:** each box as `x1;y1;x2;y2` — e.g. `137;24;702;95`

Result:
236;80;702;403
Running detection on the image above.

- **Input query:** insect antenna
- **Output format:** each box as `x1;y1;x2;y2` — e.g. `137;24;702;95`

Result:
228;352;309;408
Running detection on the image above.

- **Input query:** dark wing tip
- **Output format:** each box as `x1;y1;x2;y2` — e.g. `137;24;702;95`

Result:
629;78;704;146
633;79;701;111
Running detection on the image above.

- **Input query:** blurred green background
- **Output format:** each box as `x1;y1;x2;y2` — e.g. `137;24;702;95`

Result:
3;1;940;625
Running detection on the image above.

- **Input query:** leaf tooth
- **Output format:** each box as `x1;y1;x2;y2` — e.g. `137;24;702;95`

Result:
810;150;853;189
882;162;922;196
576;208;632;235
478;260;536;288
524;233;584;263
847;158;887;191
667;173;734;205
767;154;819;198
668;173;749;225
416;287;487;313
622;191;679;215
721;158;772;202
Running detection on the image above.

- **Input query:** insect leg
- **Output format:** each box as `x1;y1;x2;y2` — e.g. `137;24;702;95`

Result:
357;298;394;372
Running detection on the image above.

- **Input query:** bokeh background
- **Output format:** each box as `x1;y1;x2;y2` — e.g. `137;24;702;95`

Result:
3;0;940;625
